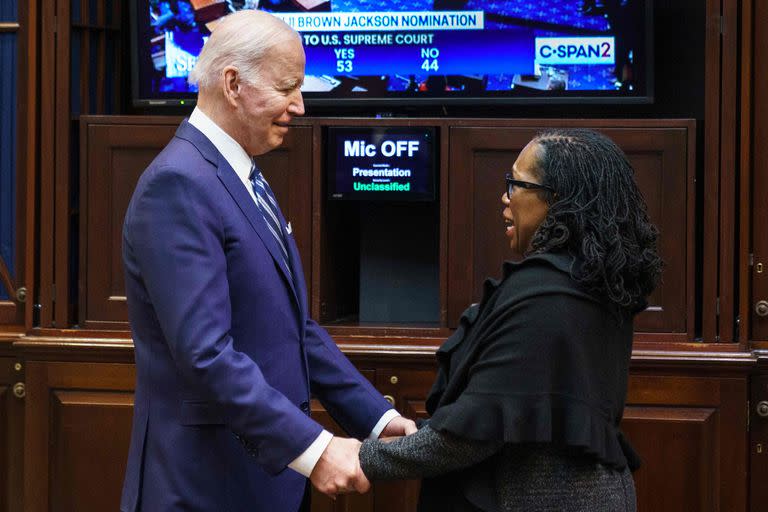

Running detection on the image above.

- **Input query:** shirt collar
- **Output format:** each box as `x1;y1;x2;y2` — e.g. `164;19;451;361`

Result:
188;107;253;183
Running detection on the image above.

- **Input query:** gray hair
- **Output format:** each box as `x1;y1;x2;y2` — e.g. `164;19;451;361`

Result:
188;10;299;91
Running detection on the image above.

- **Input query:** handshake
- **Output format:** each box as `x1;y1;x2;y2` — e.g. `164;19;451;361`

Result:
309;415;417;499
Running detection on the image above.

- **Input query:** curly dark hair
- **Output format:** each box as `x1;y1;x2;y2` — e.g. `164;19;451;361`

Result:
527;128;662;311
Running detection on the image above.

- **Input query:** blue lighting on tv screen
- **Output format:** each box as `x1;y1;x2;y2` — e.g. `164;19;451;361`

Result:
132;0;651;105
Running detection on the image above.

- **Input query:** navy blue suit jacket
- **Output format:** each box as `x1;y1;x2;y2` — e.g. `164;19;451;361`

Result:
120;120;391;512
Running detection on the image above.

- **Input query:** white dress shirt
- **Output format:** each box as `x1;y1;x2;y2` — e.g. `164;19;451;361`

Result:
188;107;399;477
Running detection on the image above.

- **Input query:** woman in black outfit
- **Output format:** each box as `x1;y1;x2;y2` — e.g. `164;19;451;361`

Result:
358;129;662;511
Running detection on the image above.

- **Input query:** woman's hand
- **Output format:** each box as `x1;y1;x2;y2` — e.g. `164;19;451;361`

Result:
380;416;418;437
378;436;404;444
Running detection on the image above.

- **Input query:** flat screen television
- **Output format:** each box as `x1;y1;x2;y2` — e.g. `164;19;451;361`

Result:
326;126;437;201
131;1;653;107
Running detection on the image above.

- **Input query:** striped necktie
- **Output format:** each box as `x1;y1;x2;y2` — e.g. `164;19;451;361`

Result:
248;161;292;279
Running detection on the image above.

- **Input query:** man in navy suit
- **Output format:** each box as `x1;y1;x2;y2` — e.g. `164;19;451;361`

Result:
120;9;416;512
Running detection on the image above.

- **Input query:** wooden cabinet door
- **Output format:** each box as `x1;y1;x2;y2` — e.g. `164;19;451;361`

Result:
23;361;135;512
749;0;768;342
0;355;24;512
79;117;313;329
622;373;747;512
749;375;768;512
81;120;178;329
447;121;694;340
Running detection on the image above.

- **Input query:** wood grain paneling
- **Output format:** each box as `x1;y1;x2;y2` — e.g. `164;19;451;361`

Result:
622;406;717;512
0;357;22;512
0;383;7;512
373;368;435;512
23;361;136;512
49;391;133;512
715;0;740;343
14;350;754;512
447;122;694;338
0;356;23;512
79;118;313;329
0;383;8;512
750;374;768;512
80;122;177;328
18;0;37;331
623;374;747;512
750;0;768;342
376;368;434;422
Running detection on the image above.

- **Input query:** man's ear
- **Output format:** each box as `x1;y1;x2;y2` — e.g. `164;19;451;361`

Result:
222;66;240;108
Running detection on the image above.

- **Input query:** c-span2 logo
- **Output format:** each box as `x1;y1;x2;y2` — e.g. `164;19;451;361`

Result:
535;37;615;65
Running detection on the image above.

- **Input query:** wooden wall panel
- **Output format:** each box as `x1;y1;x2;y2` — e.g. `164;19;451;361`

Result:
15;351;752;512
0;357;24;512
0;382;8;512
49;391;133;512
78;117;697;345
749;0;768;342
622;406;717;512
23;361;136;512
623;374;747;512
376;368;434;422
0;356;24;512
79;117;314;329
80;122;177;328
447;121;694;339
373;368;435;512
750;374;768;512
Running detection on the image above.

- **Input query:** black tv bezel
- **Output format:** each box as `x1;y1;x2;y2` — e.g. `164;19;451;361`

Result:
130;1;654;108
325;126;439;202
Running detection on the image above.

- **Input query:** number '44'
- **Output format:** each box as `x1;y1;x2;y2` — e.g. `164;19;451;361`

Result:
421;59;439;72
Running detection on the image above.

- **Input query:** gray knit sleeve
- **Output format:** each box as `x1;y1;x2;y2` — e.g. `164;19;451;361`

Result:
359;425;502;480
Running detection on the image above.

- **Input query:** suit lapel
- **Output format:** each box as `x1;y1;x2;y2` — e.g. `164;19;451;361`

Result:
261;187;307;318
174;120;301;309
219;160;301;303
285;233;308;318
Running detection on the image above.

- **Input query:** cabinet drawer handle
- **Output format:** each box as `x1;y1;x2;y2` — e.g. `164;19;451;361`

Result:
13;382;25;399
383;395;396;407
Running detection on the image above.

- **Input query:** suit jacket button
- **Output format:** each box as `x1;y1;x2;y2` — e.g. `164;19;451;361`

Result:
300;401;309;413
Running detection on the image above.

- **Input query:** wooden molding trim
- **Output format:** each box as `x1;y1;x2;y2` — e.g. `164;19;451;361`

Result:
0;22;19;32
6;333;763;371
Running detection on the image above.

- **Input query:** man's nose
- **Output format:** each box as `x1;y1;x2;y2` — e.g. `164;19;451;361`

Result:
289;90;305;116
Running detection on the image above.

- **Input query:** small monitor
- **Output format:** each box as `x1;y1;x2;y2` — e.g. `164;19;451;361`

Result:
326;126;437;201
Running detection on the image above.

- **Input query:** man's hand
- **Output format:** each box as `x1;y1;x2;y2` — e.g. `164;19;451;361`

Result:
310;436;370;498
379;415;417;438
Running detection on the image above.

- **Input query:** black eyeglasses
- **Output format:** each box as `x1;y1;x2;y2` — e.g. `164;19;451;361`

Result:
505;172;554;197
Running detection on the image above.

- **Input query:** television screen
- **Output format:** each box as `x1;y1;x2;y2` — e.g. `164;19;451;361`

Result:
326;126;437;201
131;1;652;106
